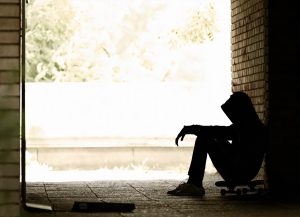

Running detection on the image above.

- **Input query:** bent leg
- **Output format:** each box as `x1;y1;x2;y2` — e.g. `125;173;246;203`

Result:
168;136;230;196
187;136;210;186
207;140;237;182
188;137;237;185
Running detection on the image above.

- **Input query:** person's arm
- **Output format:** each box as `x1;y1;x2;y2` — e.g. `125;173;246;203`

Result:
175;125;234;146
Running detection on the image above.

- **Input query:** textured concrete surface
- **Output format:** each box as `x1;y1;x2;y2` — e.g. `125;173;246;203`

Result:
21;175;300;217
26;146;194;171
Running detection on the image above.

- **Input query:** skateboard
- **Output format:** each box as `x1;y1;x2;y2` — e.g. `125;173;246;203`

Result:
215;180;264;196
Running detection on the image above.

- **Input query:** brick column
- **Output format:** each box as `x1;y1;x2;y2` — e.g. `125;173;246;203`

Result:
231;0;268;121
0;1;21;216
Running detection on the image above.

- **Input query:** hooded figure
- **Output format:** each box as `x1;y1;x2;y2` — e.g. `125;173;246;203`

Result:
168;91;266;196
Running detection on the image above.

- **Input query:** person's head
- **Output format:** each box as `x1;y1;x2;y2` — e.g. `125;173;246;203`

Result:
221;91;260;125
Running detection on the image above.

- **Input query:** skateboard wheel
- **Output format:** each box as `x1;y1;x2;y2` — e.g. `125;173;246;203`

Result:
257;188;264;194
220;189;226;196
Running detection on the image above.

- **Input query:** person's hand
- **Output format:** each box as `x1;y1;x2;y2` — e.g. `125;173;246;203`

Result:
175;126;188;146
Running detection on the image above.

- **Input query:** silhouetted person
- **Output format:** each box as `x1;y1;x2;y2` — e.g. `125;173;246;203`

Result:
168;91;266;196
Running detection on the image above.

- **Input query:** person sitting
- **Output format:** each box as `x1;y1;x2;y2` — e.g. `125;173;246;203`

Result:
167;91;266;196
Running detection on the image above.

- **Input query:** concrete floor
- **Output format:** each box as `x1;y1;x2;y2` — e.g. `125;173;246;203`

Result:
21;174;300;217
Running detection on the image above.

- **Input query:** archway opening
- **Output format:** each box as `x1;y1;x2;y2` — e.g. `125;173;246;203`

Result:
25;0;231;182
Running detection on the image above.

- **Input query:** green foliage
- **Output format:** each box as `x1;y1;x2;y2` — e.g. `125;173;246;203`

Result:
26;0;76;81
26;0;218;82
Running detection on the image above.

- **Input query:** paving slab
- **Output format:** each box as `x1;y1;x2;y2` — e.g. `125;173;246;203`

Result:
21;177;300;217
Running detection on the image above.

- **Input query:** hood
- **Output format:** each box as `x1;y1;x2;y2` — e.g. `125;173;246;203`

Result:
221;91;261;125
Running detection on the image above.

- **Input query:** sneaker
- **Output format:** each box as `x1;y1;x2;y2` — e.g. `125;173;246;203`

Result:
167;182;186;195
167;183;205;196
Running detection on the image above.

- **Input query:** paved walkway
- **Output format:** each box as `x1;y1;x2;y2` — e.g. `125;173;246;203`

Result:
22;175;300;217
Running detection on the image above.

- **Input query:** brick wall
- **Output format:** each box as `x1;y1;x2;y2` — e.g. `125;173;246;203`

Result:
231;0;268;122
232;0;300;197
0;0;21;216
231;0;268;181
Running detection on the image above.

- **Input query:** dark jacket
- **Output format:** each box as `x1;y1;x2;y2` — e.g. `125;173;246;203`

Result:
221;92;266;181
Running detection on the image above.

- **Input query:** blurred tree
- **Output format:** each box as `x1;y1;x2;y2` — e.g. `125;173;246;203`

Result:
26;0;218;82
169;2;218;47
26;0;76;81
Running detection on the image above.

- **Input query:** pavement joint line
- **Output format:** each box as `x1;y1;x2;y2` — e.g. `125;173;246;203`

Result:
128;183;157;201
87;184;100;199
43;182;52;205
